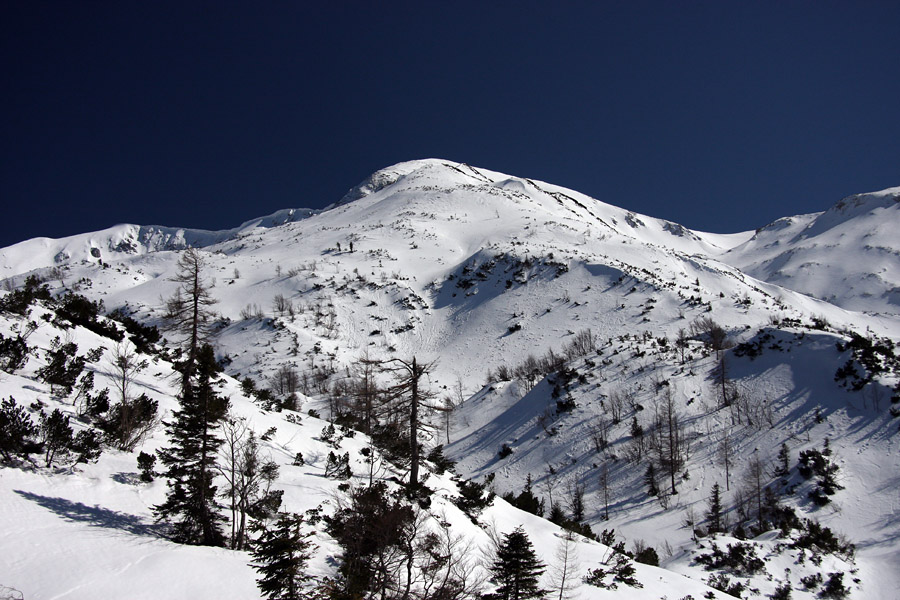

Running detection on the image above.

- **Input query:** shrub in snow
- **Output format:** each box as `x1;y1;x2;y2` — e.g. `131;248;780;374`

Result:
137;451;156;482
694;541;765;576
706;573;744;597
452;473;494;520
819;572;850;599
324;451;351;480
583;547;641;590
0;397;40;463
0;332;30;372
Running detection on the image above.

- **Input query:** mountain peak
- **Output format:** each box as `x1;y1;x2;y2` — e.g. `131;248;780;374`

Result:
334;158;465;206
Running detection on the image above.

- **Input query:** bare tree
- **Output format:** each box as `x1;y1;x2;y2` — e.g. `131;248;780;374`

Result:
382;356;437;489
414;511;487;600
598;463;611;521
675;328;689;364
270;364;301;409
111;341;147;408
743;453;767;528
588;416;609;453
564;329;595;360
717;430;736;491
714;355;731;408
543;466;559;513
272;294;292;318
350;352;382;435
606;389;626;424
549;530;581;600
163;247;217;391
106;341;156;451
218;416;280;550
652;387;689;496
690;316;730;356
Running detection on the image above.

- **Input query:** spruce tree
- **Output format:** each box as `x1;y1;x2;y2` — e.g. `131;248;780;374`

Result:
706;482;723;534
644;463;659;497
251;513;315;600
487;526;547;600
774;443;790;479
155;344;229;546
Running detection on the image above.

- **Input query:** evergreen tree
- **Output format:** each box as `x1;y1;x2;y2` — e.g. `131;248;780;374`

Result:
514;474;544;516
155;344;229;546
487;526;547;600
567;480;585;523
0;397;39;463
774;443;790;479
39;408;73;467
251;512;315;600
644;463;659;497
38;340;86;397
324;481;414;599
324;451;352;480
706;482;724;534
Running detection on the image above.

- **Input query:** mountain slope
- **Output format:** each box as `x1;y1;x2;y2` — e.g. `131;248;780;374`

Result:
721;187;900;315
1;159;898;599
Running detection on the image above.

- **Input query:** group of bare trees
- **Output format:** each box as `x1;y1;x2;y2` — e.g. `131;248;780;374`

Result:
323;353;446;490
488;329;597;392
218;416;282;550
646;389;691;497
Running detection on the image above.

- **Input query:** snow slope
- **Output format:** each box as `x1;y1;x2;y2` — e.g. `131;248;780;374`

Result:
722;187;900;315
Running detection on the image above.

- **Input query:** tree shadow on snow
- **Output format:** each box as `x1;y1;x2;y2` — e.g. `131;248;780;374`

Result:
14;490;163;537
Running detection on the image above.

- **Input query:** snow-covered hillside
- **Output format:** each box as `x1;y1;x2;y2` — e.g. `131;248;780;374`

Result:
1;159;898;599
721;187;900;315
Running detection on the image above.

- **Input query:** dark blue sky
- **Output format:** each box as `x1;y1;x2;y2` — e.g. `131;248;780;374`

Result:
2;1;899;248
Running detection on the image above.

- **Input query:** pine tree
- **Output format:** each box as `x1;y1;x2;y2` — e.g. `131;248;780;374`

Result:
487;527;548;600
155;344;229;546
644;463;659;497
774;443;790;479
0;397;39;463
39;408;73;467
251;512;315;600
513;474;544;516
706;482;724;534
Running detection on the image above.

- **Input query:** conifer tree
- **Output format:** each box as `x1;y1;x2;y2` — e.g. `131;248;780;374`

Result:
774;443;790;479
251;512;315;600
514;474;544;516
706;482;724;534
644;463;659;497
155;344;229;546
487;527;547;600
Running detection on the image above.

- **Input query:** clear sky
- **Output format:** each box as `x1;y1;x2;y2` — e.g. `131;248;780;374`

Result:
2;1;898;248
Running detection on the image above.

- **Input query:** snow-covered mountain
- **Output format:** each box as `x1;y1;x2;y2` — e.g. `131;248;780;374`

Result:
1;159;898;599
721;187;900;315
